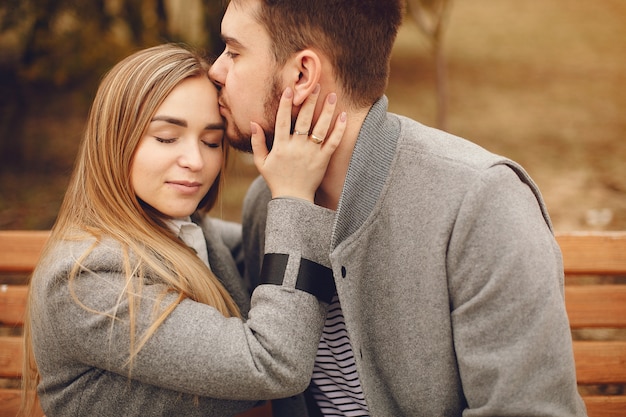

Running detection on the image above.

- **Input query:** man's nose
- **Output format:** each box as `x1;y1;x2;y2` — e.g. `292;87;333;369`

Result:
209;52;227;88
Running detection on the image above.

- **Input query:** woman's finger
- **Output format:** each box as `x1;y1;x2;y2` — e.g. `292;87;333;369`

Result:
309;92;337;145
250;122;269;171
321;111;347;154
273;87;295;146
293;84;321;137
254;86;347;203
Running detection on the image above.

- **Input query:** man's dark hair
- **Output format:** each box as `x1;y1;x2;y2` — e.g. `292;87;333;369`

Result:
238;0;405;107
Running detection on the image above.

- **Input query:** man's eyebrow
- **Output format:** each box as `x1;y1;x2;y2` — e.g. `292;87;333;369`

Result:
222;35;245;50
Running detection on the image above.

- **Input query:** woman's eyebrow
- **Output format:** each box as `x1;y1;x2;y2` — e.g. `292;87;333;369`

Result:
205;122;225;131
151;115;187;127
151;116;224;131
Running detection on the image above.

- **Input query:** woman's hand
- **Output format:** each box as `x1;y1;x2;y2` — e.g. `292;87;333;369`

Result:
250;84;347;202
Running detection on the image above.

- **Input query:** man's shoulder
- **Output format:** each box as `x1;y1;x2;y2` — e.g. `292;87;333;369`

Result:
242;175;271;229
243;175;271;209
393;114;509;171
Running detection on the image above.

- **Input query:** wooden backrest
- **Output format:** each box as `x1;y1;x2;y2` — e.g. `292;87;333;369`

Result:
1;230;625;417
0;230;50;274
559;232;626;416
0;231;48;417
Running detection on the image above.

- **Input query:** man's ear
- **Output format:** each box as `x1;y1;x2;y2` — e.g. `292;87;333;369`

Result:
292;50;321;106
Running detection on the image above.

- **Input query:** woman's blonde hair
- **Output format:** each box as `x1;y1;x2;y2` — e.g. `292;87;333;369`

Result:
21;44;240;415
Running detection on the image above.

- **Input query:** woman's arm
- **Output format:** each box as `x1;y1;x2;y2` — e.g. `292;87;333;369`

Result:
37;85;346;401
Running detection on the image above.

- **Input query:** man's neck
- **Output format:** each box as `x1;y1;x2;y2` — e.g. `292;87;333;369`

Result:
314;109;369;210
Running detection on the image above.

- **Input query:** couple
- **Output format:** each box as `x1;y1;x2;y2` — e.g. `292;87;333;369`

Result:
23;1;587;416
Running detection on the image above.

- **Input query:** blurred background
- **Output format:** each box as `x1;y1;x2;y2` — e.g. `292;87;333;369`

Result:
1;0;624;231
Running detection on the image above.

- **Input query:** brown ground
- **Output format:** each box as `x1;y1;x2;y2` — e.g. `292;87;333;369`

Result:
1;0;625;231
389;0;626;232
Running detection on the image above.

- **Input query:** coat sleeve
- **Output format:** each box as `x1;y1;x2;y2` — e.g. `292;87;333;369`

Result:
446;164;586;416
242;175;271;293
37;197;333;401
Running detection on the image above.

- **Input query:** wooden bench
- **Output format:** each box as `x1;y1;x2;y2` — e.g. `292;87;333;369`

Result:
1;230;625;416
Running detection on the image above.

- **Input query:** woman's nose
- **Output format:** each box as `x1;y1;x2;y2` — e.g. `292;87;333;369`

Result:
178;142;204;171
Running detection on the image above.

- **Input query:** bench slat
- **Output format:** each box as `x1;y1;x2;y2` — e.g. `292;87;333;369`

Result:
4;284;623;330
583;395;626;417
0;285;28;326
0;389;45;417
2;231;625;274
573;341;626;384
556;232;626;275
565;285;626;328
0;231;49;272
0;336;22;378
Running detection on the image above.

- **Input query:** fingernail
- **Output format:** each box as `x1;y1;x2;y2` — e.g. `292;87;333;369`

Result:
328;93;337;105
250;122;257;134
340;112;347;122
283;87;293;99
313;84;320;94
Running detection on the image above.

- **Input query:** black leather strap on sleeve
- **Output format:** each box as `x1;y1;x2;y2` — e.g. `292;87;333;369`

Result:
260;253;289;286
260;254;336;303
296;258;336;304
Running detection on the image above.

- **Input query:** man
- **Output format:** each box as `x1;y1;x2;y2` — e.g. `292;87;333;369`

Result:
209;0;587;416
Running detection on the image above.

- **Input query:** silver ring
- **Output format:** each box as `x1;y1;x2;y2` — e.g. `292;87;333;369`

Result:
309;133;324;144
294;130;309;136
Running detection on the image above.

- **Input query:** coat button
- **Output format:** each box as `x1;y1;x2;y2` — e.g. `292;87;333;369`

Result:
341;266;347;278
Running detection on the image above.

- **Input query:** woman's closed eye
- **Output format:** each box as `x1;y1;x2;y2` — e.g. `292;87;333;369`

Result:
202;140;221;149
155;136;177;144
201;130;224;149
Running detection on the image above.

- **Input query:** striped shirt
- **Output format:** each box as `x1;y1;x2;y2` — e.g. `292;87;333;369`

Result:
310;295;369;416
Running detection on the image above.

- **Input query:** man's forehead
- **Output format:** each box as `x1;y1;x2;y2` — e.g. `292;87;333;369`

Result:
224;0;261;24
221;0;265;43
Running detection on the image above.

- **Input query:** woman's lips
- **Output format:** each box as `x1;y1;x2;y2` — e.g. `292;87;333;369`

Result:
167;181;202;195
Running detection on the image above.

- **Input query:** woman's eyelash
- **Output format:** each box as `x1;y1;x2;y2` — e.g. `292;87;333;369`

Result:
154;137;220;148
155;137;176;143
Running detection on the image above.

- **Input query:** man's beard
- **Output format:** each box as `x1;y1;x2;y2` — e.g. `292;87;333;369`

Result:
225;75;282;154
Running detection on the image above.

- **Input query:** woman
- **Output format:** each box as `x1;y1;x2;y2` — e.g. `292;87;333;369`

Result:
21;44;346;416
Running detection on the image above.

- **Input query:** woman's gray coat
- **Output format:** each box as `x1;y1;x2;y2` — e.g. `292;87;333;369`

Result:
30;217;328;416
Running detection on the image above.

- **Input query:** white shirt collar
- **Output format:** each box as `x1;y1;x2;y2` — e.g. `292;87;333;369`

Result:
166;217;211;269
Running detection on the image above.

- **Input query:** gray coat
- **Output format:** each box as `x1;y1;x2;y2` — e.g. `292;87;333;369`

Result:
30;217;328;416
243;96;587;416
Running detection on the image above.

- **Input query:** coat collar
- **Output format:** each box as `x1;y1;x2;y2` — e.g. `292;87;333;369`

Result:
331;96;401;249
